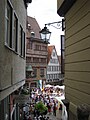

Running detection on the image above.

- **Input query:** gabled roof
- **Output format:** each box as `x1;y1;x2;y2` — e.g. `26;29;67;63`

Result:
27;16;41;39
47;45;61;65
47;45;55;64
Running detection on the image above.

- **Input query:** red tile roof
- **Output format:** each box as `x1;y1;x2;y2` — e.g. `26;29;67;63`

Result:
27;16;41;39
47;45;55;64
47;45;61;64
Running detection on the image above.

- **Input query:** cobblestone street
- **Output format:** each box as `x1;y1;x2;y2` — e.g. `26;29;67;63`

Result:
46;114;59;120
30;112;61;120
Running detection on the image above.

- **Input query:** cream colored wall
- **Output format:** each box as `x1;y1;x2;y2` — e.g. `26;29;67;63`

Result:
64;0;90;115
0;0;26;99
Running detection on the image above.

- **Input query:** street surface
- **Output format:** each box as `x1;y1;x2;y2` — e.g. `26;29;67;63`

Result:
46;113;60;120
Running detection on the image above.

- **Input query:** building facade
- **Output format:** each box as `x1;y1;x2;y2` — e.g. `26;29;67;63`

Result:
46;45;63;85
0;0;32;120
57;0;90;119
26;16;48;90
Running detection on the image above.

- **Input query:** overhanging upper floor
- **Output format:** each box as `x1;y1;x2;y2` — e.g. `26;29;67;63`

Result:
57;0;76;17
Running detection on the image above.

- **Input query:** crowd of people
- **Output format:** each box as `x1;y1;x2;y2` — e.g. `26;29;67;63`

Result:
22;91;64;120
21;85;68;120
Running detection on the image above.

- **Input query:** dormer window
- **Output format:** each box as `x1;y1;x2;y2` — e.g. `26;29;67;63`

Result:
27;23;31;30
31;31;35;37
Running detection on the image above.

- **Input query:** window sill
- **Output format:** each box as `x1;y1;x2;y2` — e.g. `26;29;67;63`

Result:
5;44;25;59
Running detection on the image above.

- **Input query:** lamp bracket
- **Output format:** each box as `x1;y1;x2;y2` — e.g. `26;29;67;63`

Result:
45;21;62;29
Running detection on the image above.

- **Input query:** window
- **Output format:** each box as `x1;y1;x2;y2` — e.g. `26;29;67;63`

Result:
30;41;33;49
50;74;52;79
49;66;51;71
27;40;32;49
50;59;58;64
35;45;41;50
33;68;37;77
19;25;25;58
33;57;39;63
19;26;22;55
13;13;18;52
47;74;49;79
47;66;49;71
47;66;52;71
42;46;47;51
5;0;12;48
40;69;44;77
52;66;53;71
26;71;31;78
41;58;46;63
48;74;50;79
23;32;25;57
26;57;31;63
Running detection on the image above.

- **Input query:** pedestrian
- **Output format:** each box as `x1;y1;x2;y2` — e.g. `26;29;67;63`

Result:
59;104;62;111
59;104;62;119
34;109;37;117
27;115;32;120
47;103;51;114
53;102;56;116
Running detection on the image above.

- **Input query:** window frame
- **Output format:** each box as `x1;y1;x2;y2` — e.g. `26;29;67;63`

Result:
33;68;37;77
40;68;44;77
19;25;25;58
12;12;18;53
5;0;13;48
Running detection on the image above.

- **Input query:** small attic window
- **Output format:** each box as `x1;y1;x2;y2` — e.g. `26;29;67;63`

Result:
31;31;35;37
27;23;31;30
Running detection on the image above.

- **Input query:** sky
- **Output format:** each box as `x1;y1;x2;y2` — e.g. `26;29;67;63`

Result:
27;0;64;55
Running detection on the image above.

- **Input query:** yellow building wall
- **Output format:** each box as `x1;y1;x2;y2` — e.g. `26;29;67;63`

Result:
64;0;90;116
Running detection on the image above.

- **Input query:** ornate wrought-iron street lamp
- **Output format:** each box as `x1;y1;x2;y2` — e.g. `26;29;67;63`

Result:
39;25;51;43
39;19;65;78
39;19;65;43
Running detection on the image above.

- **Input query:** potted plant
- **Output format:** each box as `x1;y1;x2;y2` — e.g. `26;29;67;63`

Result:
35;101;48;115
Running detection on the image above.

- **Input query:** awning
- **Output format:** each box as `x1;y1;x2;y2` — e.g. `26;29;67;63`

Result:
14;94;30;104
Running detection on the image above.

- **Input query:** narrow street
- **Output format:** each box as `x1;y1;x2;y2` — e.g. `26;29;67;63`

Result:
30;113;60;120
46;114;59;120
21;86;67;120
